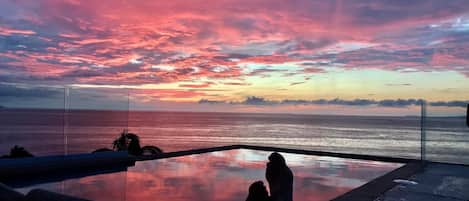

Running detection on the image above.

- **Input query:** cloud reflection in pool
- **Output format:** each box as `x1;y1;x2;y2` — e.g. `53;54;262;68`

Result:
16;149;402;201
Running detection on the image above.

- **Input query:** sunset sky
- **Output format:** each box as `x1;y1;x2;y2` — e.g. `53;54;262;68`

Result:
1;0;469;115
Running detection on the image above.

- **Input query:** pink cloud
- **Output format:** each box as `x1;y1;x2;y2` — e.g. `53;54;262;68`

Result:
135;89;206;99
179;82;215;88
302;67;327;74
0;26;36;36
1;0;469;91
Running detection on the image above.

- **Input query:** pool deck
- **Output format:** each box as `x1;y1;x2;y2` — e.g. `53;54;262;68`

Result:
376;163;469;201
332;162;423;201
141;144;414;164
1;145;468;201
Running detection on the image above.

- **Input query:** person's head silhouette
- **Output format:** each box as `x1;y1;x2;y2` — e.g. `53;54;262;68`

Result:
268;152;286;166
246;181;269;201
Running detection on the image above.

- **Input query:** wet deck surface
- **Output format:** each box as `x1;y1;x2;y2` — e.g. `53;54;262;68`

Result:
377;163;469;201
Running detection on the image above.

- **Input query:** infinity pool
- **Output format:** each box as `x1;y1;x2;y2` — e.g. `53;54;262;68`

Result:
15;149;402;201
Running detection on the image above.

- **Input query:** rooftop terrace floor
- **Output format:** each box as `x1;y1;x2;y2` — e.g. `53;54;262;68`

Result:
378;163;469;201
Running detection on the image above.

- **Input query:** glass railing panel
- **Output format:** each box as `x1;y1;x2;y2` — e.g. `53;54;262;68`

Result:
424;103;469;164
126;109;186;153
122;81;424;159
312;111;421;159
240;112;311;150
0;84;65;157
128;89;245;153
239;72;423;159
239;69;304;150
65;87;130;155
239;105;421;159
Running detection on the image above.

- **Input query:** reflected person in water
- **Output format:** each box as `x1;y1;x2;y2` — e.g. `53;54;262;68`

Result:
246;152;293;201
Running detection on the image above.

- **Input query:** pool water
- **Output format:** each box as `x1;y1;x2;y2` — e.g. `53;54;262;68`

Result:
15;149;402;201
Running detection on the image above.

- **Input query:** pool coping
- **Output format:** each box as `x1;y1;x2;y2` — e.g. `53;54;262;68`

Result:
137;144;418;164
331;162;423;201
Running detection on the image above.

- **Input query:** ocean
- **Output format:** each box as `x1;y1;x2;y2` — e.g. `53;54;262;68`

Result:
1;109;468;164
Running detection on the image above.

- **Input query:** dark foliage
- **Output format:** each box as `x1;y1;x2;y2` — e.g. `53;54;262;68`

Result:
1;145;34;158
93;130;163;156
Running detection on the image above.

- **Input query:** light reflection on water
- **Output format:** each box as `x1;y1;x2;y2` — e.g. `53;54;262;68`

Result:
3;110;469;163
15;149;402;201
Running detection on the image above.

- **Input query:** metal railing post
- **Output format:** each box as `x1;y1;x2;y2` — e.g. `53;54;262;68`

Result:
420;100;426;163
63;87;70;156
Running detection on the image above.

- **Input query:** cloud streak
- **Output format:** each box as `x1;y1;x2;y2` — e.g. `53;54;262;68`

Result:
199;96;468;108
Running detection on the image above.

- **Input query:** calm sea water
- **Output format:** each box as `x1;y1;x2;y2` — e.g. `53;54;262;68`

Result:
0;109;468;163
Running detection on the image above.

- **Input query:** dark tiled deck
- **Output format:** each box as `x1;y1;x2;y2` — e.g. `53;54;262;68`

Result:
377;163;469;201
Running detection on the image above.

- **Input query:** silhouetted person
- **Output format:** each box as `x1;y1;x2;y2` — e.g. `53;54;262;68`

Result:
246;181;270;201
266;152;293;201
